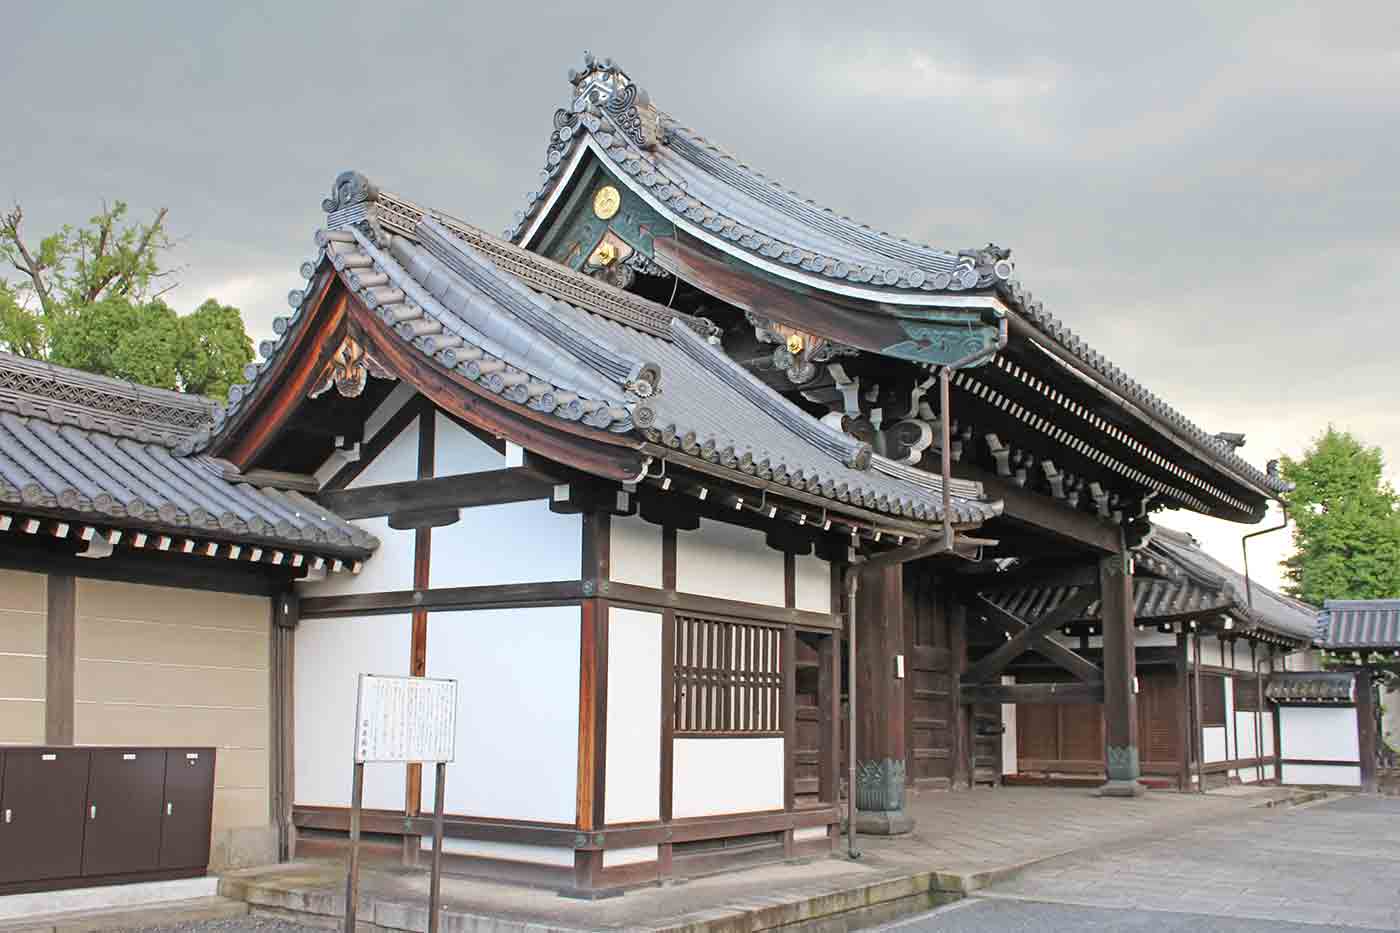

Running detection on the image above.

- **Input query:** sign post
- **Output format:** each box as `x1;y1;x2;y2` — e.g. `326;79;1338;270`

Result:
344;674;457;933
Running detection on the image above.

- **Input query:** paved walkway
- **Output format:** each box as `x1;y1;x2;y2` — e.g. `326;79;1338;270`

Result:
962;795;1400;930
217;785;1302;932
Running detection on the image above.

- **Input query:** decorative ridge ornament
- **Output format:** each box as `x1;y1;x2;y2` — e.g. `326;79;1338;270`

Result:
566;51;659;150
309;335;393;399
323;171;379;214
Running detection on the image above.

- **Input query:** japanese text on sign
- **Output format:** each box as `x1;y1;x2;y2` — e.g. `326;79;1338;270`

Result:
353;674;457;763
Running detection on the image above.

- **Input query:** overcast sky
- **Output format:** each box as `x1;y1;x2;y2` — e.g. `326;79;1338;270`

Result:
5;1;1396;590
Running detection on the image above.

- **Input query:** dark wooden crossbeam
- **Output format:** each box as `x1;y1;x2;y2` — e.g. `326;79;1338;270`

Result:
955;560;1100;593
963;588;1100;685
972;595;1103;683
952;463;1121;554
960;681;1104;705
317;467;554;519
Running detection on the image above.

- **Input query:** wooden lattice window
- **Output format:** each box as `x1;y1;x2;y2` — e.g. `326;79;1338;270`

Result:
674;615;783;736
1233;677;1261;712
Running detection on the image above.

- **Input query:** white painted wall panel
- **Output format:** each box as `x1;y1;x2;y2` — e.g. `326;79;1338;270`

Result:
1223;676;1235;758
793;554;831;614
1235;712;1258;762
610;515;662;589
603;845;658;867
295;615;411;810
1232;645;1255;672
1001;675;1017;775
298;516;414;598
1261;764;1276;780
1261;713;1275;757
672;738;783;818
1282;763;1361;787
1279;706;1360;762
1133;631;1178;648
433;411;504;477
421;607;580;824
1200;636;1222;668
605;609;662;825
794;826;830;842
352;419;420;488
676;519;783;607
423;838;575;866
429;504;580;589
1203;726;1228;763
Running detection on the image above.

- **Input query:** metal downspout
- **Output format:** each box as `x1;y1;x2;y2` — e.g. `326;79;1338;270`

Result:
1242;504;1289;610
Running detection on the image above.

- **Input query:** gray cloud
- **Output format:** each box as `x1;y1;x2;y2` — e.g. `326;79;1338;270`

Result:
5;0;1395;587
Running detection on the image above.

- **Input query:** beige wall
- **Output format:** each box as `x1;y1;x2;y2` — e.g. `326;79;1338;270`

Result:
73;579;272;861
0;569;46;743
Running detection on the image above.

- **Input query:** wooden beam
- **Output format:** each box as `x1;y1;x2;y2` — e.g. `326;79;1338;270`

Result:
1100;547;1142;790
319;467;554;519
45;573;75;745
956;561;1099;594
952;463;1121;554
300;581;586;617
970;596;1102;683
960;682;1104;705
962;588;1099;684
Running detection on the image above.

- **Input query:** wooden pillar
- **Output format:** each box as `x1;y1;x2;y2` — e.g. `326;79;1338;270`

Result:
1174;630;1191;792
1099;548;1143;796
573;511;610;893
948;594;971;790
852;563;911;833
271;590;299;861
45;573;76;745
1356;668;1379;794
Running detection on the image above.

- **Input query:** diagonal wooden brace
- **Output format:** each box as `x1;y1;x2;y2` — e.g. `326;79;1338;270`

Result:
962;588;1101;685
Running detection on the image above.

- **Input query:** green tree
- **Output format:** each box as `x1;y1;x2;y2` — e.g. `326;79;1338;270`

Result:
1280;427;1400;605
0;201;251;397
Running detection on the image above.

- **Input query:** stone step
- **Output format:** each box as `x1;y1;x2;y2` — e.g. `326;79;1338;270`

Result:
0;895;248;933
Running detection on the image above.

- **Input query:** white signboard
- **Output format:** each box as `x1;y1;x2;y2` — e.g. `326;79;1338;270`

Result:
353;674;457;763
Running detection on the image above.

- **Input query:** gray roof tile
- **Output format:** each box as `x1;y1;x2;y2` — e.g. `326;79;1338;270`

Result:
1316;599;1400;649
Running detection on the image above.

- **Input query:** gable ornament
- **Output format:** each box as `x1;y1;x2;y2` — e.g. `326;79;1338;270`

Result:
309;336;394;400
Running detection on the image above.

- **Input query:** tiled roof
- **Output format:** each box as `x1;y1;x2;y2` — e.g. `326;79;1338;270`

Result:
0;351;375;565
1266;672;1355;704
509;54;1289;502
1316;599;1400;649
983;525;1315;641
202;182;1001;529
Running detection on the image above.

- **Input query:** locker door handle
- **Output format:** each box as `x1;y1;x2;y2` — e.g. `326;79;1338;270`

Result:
166;802;173;816
89;804;97;820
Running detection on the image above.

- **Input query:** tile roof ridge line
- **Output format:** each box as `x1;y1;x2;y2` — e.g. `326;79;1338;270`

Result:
667;319;873;473
415;216;660;396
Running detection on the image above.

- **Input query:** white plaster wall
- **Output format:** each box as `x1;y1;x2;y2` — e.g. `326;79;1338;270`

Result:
421;607;581;824
1133;630;1178;648
1282;763;1361;787
610;514;662;589
672;738;784;818
1001;674;1018;776
676;519;783;607
1235;712;1258;762
1223;675;1235;758
422;838;575;866
301;415;421;598
295;614;411;810
603;845;658;867
1279;706;1360;762
794;826;830;842
1261;764;1276;780
1203;726;1228;763
429;503;581;588
605;609;662;825
433;411;504;476
1261;712;1276;757
793;553;831;614
1199;636;1223;668
1231;643;1256;672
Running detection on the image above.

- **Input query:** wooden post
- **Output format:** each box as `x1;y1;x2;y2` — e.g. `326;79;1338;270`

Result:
271;591;299;861
428;761;446;933
1175;630;1191;791
344;761;365;933
949;595;970;790
1099;547;1143;796
1193;634;1206;792
852;563;912;833
45;573;76;745
1356;669;1378;794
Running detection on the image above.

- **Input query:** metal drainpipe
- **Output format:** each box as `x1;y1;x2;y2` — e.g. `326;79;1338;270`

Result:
840;317;1009;861
1242;504;1289;609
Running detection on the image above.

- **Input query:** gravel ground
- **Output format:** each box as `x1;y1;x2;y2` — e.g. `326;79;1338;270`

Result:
879;899;1387;932
128;919;327;933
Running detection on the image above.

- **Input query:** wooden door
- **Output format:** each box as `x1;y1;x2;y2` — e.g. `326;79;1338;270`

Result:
792;633;829;808
159;748;216;870
83;748;165;876
905;575;954;788
1138;671;1181;768
0;748;91;884
972;706;1003;784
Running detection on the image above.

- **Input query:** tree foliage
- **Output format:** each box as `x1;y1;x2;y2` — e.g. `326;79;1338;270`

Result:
1280;427;1400;605
0;201;251;398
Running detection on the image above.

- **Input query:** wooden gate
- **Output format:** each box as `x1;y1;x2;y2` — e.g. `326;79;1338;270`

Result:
905;575;955;789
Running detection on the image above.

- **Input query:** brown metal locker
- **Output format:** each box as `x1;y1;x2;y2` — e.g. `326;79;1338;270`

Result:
159;748;215;869
82;748;165;877
0;748;91;884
